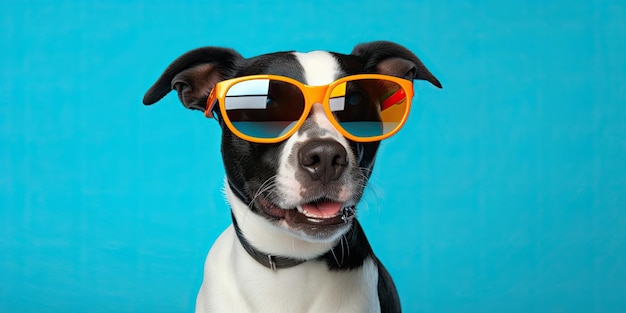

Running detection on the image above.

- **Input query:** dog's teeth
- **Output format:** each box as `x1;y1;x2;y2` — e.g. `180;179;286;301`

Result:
296;205;305;214
296;205;319;218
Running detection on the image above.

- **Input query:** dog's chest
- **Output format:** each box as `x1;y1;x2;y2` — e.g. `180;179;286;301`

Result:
197;226;381;313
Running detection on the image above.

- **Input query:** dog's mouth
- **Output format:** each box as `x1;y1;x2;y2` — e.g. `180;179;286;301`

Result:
257;197;355;226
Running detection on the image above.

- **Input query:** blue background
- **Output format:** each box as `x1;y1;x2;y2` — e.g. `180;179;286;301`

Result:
2;1;625;312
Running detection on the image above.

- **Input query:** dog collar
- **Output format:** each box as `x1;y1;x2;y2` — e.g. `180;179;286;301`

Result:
231;212;306;271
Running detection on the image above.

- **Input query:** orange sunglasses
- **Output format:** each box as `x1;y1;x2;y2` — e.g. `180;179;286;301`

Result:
204;74;414;143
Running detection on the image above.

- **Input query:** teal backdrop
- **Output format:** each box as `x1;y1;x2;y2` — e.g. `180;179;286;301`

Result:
1;1;625;312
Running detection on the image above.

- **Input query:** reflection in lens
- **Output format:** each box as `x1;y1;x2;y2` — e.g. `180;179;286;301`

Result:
331;79;407;139
224;79;305;139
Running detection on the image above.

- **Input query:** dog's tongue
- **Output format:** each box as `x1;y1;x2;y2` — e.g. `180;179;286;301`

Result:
302;201;342;217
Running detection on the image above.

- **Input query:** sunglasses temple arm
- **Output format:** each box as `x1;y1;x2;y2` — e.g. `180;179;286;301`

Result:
204;105;221;122
204;90;218;119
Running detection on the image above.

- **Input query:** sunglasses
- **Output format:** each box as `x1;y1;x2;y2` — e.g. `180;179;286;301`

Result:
204;74;414;143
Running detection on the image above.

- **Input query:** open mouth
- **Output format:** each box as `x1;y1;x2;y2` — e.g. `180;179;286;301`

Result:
257;197;356;226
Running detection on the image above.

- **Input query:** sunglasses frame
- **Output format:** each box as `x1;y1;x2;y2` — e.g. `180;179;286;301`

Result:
204;74;414;143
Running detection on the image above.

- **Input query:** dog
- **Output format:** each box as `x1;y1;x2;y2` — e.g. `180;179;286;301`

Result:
143;41;441;312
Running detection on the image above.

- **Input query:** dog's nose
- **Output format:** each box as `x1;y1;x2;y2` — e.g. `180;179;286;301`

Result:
298;140;348;185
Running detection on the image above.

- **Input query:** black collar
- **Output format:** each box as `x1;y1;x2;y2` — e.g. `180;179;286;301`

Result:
231;210;373;272
228;181;305;271
231;212;306;271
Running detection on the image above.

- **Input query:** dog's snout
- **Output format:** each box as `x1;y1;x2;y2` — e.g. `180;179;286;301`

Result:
298;140;348;185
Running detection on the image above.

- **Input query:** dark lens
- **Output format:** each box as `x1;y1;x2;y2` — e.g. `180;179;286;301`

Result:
329;79;407;138
224;79;305;139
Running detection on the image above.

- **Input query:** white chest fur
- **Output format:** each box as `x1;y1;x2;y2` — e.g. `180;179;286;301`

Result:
195;227;380;313
195;186;381;313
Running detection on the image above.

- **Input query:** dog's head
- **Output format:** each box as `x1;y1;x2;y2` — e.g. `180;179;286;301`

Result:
144;41;440;245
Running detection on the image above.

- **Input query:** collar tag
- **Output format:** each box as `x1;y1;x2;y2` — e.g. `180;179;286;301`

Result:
268;255;277;271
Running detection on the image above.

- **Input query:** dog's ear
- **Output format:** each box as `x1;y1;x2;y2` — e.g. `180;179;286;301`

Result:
143;47;243;110
351;41;442;88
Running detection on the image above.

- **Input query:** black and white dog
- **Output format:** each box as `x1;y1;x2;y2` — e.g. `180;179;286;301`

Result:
143;41;441;312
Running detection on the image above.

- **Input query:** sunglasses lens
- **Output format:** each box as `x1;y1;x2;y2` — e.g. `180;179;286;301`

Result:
329;79;409;139
224;79;305;139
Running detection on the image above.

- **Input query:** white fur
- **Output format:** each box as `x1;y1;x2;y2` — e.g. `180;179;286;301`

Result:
273;104;355;215
270;51;344;210
271;52;358;242
195;185;380;313
293;51;340;86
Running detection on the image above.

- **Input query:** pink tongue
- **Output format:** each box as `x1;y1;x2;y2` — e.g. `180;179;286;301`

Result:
302;202;342;217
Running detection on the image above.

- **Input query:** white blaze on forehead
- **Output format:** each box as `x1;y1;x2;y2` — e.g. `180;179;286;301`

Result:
273;51;354;210
293;51;344;140
293;51;340;86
